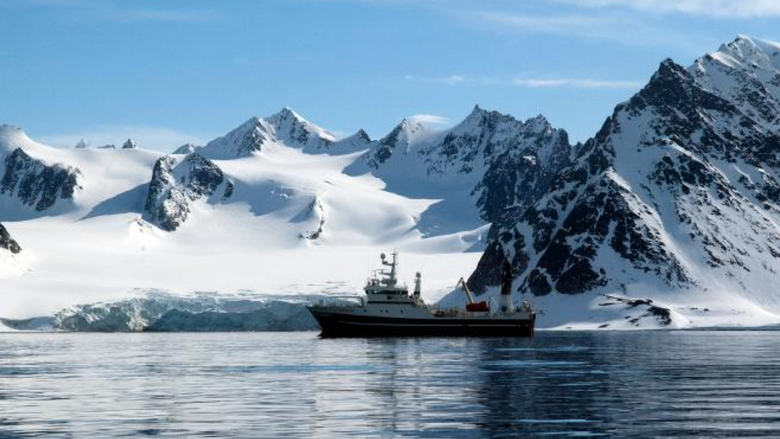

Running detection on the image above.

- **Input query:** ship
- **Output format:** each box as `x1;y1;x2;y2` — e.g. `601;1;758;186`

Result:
307;251;536;337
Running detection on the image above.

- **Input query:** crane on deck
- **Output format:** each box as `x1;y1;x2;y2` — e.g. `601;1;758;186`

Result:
457;277;489;312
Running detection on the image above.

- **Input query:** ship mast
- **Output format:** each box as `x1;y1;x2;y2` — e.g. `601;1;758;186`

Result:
379;251;398;287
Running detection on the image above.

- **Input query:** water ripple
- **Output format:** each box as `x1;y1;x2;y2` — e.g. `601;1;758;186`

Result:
1;331;780;438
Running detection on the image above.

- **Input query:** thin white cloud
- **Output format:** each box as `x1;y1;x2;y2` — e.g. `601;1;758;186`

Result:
408;114;451;126
513;78;643;89
556;0;780;18
39;125;212;153
329;1;716;49
405;73;641;90
481;12;607;35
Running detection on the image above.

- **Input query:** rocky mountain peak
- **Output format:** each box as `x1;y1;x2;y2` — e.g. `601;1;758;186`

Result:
201;109;339;158
459;36;780;329
362;117;431;167
354;129;371;143
122;139;138;150
693;35;780;78
716;35;777;68
464;104;488;119
523;114;553;133
266;107;337;146
332;129;372;154
200;117;269;158
397;118;428;136
267;106;304;124
458;105;504;128
654;58;690;82
173;143;198;155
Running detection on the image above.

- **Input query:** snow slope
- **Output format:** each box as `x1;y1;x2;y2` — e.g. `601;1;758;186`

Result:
0;110;491;321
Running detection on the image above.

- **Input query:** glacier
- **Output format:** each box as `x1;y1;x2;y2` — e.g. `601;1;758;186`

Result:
0;291;356;332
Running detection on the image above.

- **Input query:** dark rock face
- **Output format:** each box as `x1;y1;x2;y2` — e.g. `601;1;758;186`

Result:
294;197;326;240
222;180;234;201
519;175;688;296
468;36;780;299
598;295;673;327
1;148;81;211
144;153;225;231
0;222;21;254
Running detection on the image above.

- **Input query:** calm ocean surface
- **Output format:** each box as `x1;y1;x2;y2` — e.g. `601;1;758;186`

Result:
2;331;780;438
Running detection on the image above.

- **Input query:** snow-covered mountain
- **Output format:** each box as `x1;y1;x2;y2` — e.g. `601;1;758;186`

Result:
442;36;780;329
5;36;780;331
0;107;515;324
0;125;82;216
346;107;572;237
197;107;369;159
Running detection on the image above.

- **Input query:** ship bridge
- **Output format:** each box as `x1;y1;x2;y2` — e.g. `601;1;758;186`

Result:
364;252;420;304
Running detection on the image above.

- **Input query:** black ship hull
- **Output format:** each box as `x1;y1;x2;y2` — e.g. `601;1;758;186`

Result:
309;309;536;337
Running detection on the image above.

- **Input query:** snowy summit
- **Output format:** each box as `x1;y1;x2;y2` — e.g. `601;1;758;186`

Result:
4;37;780;331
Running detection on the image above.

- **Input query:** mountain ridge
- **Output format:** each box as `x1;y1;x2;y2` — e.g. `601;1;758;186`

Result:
5;35;780;330
446;35;780;328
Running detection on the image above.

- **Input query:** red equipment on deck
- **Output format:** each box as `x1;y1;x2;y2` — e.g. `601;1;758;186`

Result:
465;301;490;312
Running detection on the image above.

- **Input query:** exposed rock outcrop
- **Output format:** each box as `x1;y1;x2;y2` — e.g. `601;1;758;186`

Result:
0;222;21;254
143;153;225;231
1;148;81;212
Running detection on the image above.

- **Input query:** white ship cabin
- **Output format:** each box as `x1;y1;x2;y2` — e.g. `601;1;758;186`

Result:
364;252;423;305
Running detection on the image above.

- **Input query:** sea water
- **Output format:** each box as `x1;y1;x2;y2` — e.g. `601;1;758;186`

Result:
2;331;780;438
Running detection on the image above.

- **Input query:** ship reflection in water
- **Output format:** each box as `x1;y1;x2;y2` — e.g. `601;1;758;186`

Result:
2;331;780;438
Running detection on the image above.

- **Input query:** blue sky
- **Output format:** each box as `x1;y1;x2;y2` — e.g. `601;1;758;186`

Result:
1;0;779;150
